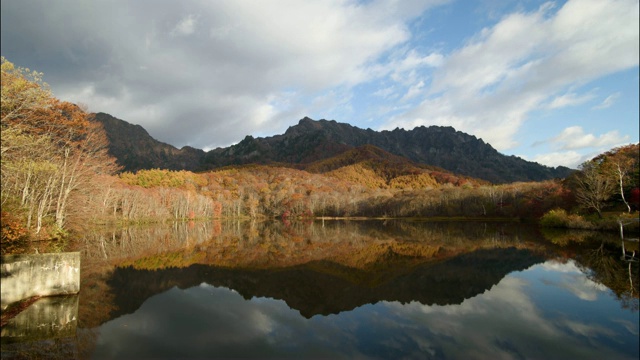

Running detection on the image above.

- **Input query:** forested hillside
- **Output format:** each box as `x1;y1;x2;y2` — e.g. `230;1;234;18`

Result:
301;145;485;189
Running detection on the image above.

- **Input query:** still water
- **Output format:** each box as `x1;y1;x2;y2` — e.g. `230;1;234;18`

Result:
2;220;638;359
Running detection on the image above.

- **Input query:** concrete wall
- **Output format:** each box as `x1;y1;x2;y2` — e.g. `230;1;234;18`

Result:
1;252;80;310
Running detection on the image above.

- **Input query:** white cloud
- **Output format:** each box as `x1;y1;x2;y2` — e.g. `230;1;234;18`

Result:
171;14;198;36
530;151;585;168
373;85;397;99
551;126;630;150
547;91;596;109
211;0;422;91
401;80;425;101
528;125;632;167
393;49;444;77
593;92;622;110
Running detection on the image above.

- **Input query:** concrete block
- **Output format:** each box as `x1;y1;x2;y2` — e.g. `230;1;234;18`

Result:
1;252;80;310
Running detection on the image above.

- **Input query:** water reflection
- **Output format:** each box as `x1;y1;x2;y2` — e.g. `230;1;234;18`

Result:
3;220;638;359
381;260;638;360
106;247;544;319
1;295;80;359
91;260;638;359
76;220;547;269
1;295;79;344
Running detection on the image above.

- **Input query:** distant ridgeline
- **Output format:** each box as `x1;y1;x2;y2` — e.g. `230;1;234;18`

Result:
92;113;574;184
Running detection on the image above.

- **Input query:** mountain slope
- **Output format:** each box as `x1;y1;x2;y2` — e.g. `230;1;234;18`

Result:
92;112;204;172
203;117;574;183
302;145;484;189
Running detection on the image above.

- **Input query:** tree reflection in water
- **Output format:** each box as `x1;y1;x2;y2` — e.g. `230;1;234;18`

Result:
577;239;639;312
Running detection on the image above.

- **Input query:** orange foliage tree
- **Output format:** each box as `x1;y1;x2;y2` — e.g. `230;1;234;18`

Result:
1;57;119;241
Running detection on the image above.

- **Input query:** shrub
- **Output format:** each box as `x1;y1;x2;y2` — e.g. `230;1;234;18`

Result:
540;209;593;229
1;211;29;254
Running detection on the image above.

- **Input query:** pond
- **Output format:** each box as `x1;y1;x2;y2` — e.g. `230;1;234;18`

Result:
1;220;638;359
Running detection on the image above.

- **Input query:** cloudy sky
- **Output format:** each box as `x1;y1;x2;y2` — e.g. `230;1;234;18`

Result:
1;0;638;168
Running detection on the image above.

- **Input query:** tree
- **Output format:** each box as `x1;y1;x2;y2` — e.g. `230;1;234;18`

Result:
593;144;639;213
574;160;615;217
572;144;640;216
1;57;53;127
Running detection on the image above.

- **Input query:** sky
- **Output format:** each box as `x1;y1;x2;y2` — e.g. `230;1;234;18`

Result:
1;0;638;169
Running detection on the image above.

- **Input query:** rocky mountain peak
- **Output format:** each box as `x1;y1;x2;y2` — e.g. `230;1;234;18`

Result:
94;113;574;183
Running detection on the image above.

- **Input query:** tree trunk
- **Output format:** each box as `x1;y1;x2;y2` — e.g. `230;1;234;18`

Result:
617;164;631;213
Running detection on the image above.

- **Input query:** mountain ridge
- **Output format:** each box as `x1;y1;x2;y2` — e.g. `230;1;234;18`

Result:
92;112;574;183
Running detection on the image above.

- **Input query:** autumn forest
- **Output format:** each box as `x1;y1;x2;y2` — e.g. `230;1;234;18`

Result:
1;57;639;254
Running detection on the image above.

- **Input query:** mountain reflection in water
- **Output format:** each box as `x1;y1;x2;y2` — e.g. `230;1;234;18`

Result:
107;247;544;319
94;261;638;360
2;220;638;359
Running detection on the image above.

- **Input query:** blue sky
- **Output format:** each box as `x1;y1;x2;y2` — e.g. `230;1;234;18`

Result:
1;0;638;169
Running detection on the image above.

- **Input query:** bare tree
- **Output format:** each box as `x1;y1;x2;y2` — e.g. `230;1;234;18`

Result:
575;161;615;217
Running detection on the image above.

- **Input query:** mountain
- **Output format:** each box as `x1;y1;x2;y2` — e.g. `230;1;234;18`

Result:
91;112;204;172
93;113;573;183
202;117;574;183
